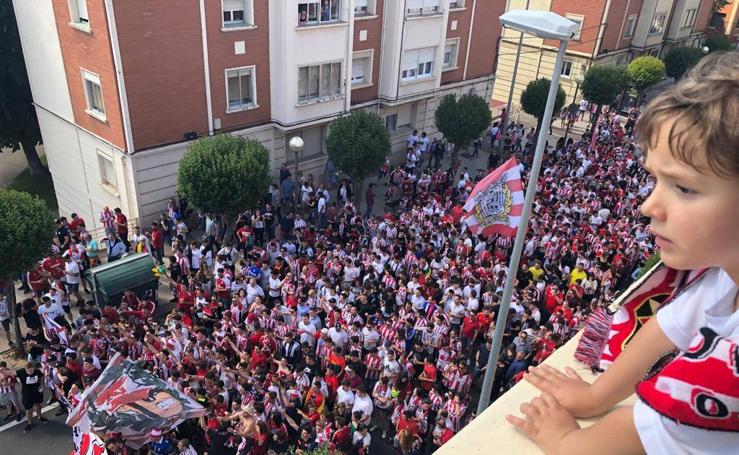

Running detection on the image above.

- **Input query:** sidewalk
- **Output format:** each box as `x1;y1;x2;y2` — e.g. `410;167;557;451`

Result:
361;112;592;217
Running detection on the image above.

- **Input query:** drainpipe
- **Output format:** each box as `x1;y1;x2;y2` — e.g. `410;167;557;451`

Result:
462;0;477;80
104;0;134;154
593;0;613;59
198;0;214;135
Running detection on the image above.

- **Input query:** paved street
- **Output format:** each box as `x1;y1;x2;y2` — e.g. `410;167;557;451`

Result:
0;113;590;453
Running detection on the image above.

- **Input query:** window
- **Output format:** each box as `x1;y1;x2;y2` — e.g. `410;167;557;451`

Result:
443;39;459;70
298;62;342;102
82;69;105;120
649;13;667;35
68;0;89;28
561;59;573;77
97;151;117;190
298;0;340;26
222;0;254;28
449;0;465;8
385;114;397;133
566;14;584;40
682;8;697;29
623;14;637;38
354;0;376;16
225;66;256;111
351;51;373;86
406;0;441;16
401;47;435;81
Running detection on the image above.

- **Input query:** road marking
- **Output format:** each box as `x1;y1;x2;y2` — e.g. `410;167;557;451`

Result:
0;403;59;433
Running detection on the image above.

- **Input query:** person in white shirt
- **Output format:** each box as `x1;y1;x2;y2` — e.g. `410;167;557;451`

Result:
37;297;64;322
407;130;419;148
327;322;349;350
245;278;264;304
352;425;371;451
352;388;374;425
336;381;355;407
297;314;317;347
63;256;82;304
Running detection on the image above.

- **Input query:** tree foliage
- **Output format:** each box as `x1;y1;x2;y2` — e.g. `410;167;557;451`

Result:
627;56;666;93
177;134;271;216
581;64;631;106
0;1;47;175
520;78;566;124
663;47;704;80
326;110;390;182
704;33;733;53
0;190;55;279
434;93;492;151
0;189;55;357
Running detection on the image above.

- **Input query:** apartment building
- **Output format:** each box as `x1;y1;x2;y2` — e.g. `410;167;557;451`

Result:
12;0;503;231
492;0;713;109
716;0;739;40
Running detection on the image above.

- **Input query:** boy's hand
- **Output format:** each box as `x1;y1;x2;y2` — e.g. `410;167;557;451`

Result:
507;392;579;455
524;365;601;418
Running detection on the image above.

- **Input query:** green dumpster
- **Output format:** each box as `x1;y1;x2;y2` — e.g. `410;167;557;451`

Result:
84;253;159;307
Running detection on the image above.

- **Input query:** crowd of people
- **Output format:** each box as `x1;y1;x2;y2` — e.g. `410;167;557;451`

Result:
0;100;658;455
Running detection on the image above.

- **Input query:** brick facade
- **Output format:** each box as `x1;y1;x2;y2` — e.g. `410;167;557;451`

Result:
52;0;126;150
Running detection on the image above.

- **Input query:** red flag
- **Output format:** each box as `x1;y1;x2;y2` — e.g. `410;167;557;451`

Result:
460;157;523;238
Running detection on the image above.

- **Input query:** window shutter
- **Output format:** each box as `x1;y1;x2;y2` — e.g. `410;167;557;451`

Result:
352;59;365;82
223;0;244;11
76;0;89;21
418;47;435;64
401;49;419;71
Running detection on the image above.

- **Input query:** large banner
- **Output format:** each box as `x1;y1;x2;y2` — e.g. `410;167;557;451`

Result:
461;157;524;238
66;353;206;448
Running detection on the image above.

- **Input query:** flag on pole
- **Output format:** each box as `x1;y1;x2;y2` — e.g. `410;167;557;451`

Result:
43;313;68;346
460;157;524;238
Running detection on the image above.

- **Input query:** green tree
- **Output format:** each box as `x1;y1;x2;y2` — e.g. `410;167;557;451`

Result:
0;190;55;356
581;64;631;133
519;78;566;151
326;110;390;203
703;34;733;52
177;134;271;217
0;1;48;176
627;56;666;95
434;93;492;161
663;47;704;80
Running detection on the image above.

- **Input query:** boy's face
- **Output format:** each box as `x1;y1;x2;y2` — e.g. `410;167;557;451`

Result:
641;120;739;274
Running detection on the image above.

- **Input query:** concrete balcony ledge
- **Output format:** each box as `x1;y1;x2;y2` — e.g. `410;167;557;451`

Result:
437;332;637;455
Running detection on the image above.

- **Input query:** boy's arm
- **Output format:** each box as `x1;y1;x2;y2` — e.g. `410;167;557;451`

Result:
525;317;674;417
507;392;644;455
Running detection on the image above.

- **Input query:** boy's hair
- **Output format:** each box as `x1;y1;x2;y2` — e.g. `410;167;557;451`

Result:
635;51;739;178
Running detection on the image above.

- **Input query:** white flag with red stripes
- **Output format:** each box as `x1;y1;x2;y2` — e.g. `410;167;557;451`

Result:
461;157;524;238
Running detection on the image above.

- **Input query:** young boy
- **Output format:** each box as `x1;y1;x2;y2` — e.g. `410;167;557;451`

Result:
507;52;739;453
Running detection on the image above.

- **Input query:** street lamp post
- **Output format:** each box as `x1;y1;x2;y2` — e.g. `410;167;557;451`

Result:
498;0;531;154
477;10;577;416
564;74;585;144
288;136;304;215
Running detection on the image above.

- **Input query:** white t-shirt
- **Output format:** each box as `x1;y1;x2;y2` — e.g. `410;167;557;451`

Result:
64;260;81;284
336;387;355;406
633;268;739;454
352;393;374;418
